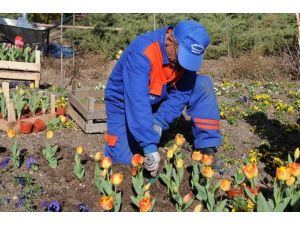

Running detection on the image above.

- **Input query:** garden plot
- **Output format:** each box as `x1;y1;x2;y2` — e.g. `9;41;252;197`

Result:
0;79;299;212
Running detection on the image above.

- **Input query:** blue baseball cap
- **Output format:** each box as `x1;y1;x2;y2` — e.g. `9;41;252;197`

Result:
173;20;210;71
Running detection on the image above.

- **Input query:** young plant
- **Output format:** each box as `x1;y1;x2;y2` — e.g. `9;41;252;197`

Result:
7;128;21;169
73;146;85;181
40;95;50;114
12;93;26;119
96;156;122;212
130;154;156;212
28;92;42;115
42;131;58;169
0;93;7;118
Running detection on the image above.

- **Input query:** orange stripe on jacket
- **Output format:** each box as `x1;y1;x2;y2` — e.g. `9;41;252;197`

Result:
144;42;185;96
194;118;220;125
195;123;220;130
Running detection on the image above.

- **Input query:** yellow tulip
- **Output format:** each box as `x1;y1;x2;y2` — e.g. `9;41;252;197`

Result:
76;146;84;155
193;203;203;212
286;176;296;186
94;152;102;161
167;149;174;159
7;128;16;139
111;173;123;186
101;157;112;169
276;166;291;181
176;159;184;169
192;151;202;162
174;134;185;147
46;130;53;140
202;166;214;178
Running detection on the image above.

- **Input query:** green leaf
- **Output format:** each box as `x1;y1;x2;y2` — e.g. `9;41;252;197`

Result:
291;191;300;211
207;192;215;211
130;196;139;208
183;199;194;211
150;198;156;212
274;197;291;212
287;154;293;164
257;192;272;212
214;199;228;212
244;187;256;203
102;180;113;196
49;159;57;169
114;192;122;212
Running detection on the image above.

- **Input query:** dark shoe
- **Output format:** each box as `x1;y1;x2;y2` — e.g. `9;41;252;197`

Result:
199;147;224;170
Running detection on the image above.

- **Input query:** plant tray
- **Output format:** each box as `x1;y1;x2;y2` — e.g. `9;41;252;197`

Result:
67;89;106;133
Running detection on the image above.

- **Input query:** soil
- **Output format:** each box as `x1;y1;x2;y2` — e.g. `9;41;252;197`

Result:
0;54;299;212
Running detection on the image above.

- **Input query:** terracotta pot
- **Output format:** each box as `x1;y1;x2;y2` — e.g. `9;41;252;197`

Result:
20;114;28;119
247;186;260;196
36;111;43;116
56;107;66;116
19;121;33;134
227;187;244;199
33;119;46;133
28;112;33;118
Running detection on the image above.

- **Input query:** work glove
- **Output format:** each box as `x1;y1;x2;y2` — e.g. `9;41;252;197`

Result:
144;151;161;177
153;124;162;137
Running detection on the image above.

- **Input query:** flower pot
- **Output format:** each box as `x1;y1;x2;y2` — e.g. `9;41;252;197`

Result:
56;107;66;116
227;187;244;199
36;111;43;116
19;121;33;134
33;119;46;133
20;114;28;119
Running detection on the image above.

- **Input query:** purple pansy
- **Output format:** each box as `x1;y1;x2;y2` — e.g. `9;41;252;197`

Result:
0;157;10;169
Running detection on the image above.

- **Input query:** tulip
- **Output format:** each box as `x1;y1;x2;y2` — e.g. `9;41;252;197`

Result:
169;144;178;152
101;157;112;169
286;176;296;186
94;152;102;161
173;185;179;194
176;159;184;169
202;154;214;166
193;203;203;212
100;168;108;177
276;166;291;181
131;154;144;168
175;134;185;147
192;151;202;162
288;163;300;177
201;166;214;178
220;179;231;192
294;148;300;161
76;146;84;155
46;130;53;140
111;173;123;186
142;183;151;192
139;197;152;212
99;196;114;211
29;82;35;89
167;149;174;159
131;167;137;176
242;163;258;180
247;199;255;210
59;115;67;123
7;128;16;139
143;191;151;198
183;193;193;204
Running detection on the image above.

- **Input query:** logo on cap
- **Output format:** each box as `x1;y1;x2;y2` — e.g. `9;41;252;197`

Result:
191;44;204;55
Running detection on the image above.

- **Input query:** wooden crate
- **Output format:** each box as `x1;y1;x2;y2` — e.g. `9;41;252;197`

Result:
0;82;56;132
67;89;107;133
0;50;41;88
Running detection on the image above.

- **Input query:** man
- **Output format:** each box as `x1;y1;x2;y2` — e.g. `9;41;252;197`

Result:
104;20;223;176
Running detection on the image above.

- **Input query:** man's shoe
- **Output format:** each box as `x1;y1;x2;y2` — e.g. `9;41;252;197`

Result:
199;147;224;170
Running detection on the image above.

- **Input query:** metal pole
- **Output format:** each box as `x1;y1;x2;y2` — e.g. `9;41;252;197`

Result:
153;13;156;31
60;13;64;86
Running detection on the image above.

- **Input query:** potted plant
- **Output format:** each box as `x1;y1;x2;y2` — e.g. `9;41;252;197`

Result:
19;121;33;134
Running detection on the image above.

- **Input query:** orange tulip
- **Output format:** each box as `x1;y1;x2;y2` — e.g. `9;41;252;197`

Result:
131;167;137;176
192;151;202;162
276;166;291;181
101;157;112;169
76;146;84;155
202;154;214;166
243;164;258;180
288;163;300;177
202;166;214;178
220;179;231;192
139;197;152;212
99;196;114;211
7;128;16;139
111;173;123;186
131;154;144;168
95;152;102;161
175;134;186;146
286;176;296;186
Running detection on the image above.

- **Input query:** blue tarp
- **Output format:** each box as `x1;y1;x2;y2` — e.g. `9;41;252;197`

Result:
48;43;73;58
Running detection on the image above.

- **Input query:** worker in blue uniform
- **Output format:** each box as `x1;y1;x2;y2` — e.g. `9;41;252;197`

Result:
104;20;223;176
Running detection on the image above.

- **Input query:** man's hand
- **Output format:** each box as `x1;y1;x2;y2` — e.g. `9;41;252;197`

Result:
144;151;161;177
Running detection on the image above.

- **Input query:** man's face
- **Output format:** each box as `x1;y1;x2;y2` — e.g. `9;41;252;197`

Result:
166;32;179;68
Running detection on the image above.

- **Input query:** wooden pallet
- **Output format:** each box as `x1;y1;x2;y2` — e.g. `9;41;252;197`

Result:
0;50;41;88
67;89;106;133
0;82;56;132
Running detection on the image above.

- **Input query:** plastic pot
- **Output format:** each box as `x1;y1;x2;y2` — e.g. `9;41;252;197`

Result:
56;107;66;116
33;119;46;133
19;121;33;134
227;187;244;199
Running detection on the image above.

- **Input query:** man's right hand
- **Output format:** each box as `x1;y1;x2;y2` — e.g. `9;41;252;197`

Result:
144;151;161;177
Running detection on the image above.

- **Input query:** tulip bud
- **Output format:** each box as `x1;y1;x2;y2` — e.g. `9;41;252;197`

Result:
111;173;123;186
100;168;108;177
95;152;102;161
176;159;184;169
183;193;193;204
76;146;84;155
175;134;186;147
286;176;296;186
192;151;202;162
193;203;203;212
294;148;300;161
46;130;53;140
143;183;151;192
167;149;174;159
131;167;137;176
173;186;179;194
101;157;112;169
143;191;151;198
60;115;67;123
